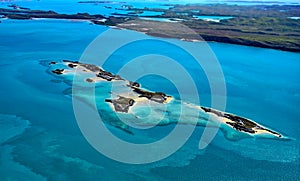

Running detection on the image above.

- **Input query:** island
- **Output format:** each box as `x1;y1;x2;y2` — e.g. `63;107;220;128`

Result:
45;59;289;141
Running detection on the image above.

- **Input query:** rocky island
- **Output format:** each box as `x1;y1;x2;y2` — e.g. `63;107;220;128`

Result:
45;60;289;141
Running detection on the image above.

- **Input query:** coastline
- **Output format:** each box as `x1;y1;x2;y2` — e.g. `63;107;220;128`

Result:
0;4;299;52
119;21;300;52
46;59;288;140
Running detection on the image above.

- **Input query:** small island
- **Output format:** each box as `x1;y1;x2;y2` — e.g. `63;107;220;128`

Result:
46;59;289;141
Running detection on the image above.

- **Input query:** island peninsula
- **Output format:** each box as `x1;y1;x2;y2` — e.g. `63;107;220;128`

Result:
1;3;299;52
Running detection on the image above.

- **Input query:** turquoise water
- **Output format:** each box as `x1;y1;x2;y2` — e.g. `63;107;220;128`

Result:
114;10;164;17
139;17;182;22
1;0;299;17
173;0;300;5
0;9;300;181
193;15;233;22
139;11;164;16
0;0;171;16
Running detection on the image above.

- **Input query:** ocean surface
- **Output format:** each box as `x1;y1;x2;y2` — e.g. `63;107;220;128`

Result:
0;1;300;180
0;0;299;16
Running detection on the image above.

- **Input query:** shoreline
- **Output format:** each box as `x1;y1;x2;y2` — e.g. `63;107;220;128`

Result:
140;29;300;52
116;18;300;52
1;4;299;52
46;59;288;140
2;16;298;52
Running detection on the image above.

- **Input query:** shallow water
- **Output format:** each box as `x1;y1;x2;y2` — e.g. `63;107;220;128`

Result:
193;15;233;22
0;0;171;16
0;13;299;181
1;0;299;18
139;17;182;22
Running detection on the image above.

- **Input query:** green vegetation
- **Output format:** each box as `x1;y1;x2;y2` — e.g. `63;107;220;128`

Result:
182;16;300;51
120;4;300;52
1;4;299;51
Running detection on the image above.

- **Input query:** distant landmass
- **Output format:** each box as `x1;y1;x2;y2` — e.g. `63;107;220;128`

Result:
0;3;299;52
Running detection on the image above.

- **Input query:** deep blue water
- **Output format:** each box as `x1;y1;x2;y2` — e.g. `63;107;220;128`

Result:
0;3;300;181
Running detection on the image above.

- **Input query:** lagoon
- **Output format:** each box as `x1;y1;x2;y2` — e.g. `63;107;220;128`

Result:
193;15;233;22
139;17;182;22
